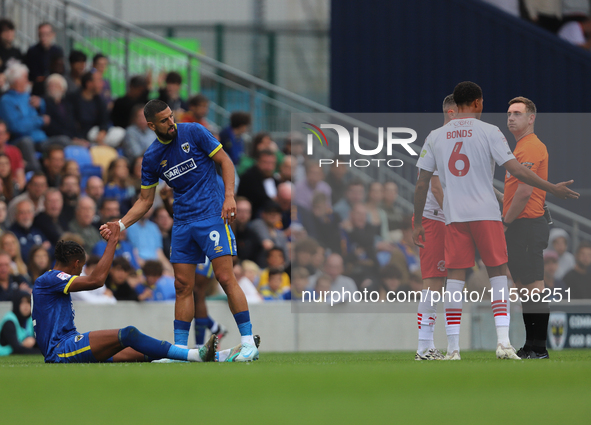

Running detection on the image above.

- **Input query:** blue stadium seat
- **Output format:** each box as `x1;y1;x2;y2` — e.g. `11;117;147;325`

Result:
64;145;93;167
80;164;103;190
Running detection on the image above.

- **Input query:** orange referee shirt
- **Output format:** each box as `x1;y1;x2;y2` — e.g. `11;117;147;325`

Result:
503;133;548;219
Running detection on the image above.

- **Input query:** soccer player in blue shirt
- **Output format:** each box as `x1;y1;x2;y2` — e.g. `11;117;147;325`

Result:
32;222;217;363
100;100;258;362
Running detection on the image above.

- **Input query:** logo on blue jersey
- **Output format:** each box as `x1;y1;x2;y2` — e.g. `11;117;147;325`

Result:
163;158;197;181
182;142;190;153
160;159;167;168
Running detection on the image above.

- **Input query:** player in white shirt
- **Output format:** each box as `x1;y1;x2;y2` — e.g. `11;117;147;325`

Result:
414;95;454;361
413;81;579;360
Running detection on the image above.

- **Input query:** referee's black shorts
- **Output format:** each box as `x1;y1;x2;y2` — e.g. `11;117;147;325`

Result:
505;216;549;285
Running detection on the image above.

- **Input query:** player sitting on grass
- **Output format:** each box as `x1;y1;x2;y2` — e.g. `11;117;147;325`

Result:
32;221;217;363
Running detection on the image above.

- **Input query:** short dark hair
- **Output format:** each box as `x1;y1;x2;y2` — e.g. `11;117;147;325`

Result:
453;81;483;107
144;99;169;122
38;22;53;31
80;71;94;90
44;144;64;159
112;256;132;273
347;179;365;190
99;197;119;209
86;255;100;268
188;94;209;107
129;75;147;89
165;71;182;85
576;241;591;255
93;53;107;65
268;268;283;278
230;111;251;129
68;50;87;64
0;19;15;33
143;260;164;277
266;246;285;259
251;132;270;156
255;149;275;161
55;239;86;266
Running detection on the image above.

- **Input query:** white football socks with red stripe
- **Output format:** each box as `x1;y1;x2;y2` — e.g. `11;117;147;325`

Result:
417;289;438;354
490;275;511;346
445;279;464;353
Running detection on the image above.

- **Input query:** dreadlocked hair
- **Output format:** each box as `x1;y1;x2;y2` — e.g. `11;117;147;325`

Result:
55;240;86;265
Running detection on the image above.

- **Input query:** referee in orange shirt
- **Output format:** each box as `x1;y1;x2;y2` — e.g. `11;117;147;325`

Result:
503;97;550;359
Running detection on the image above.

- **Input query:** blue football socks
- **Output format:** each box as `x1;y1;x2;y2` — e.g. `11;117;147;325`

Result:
194;318;209;346
233;311;255;346
173;319;191;347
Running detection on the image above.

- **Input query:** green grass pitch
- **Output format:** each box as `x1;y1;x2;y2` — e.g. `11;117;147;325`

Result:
1;350;590;425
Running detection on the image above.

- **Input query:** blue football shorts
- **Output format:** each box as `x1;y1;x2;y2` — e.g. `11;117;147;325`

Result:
170;216;237;265
49;332;98;363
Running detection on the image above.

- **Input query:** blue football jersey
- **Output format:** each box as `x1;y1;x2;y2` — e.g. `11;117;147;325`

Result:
32;270;79;359
141;123;224;224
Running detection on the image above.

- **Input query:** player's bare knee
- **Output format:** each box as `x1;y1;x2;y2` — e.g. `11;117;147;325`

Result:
174;278;193;296
215;271;234;288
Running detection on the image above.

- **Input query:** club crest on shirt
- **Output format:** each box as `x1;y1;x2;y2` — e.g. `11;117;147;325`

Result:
182;142;190;153
75;335;84;342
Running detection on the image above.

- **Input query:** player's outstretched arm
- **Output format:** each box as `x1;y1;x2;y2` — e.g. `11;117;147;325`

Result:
100;186;156;240
69;222;120;292
503;159;580;200
211;148;237;224
413;169;434;248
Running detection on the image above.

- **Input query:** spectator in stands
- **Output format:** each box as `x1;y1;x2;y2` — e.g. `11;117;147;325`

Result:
43;73;80;142
366;182;389;240
61;160;80;180
0;154;19;202
278;155;292;184
129;156;143;193
92;54;112;109
139;260;176;301
42;145;65;188
27;245;51;284
558;16;591;49
382;181;405;234
6;172;47;227
181;94;219;136
97;198;120;229
231;196;264;265
9;198;48;261
276;181;292;231
157;71;187;113
58;174;80;228
105;257;140;301
237;132;283;176
285;132;306;182
313;274;332;302
543;250;562;290
311;244;326;277
123;104;154;160
111;75;150;129
0;19;23;73
219;111;251;165
85;175;104;206
298;192;342;254
104;157;135;213
548;228;576;281
257;247;290;289
0;200;7;231
68;196;101;251
333;179;365;221
562;242;591;299
0;253;22;301
0;290;39;355
293;162;331;210
325;159;349;205
378;263;404;300
259;268;290;301
25;22;63;96
341;202;378;287
64;50;87;95
293;237;319;276
237;149;279;218
393;215;420;274
153;205;173;260
126;207;172;273
249;201;288;265
0;232;29;279
0;63;53;172
33;188;64;246
71;71;124;146
311;253;358;293
0;120;26;191
290;267;309;300
236;260;263;304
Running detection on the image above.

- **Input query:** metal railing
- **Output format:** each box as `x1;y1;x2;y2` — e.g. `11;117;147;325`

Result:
5;0;591;244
